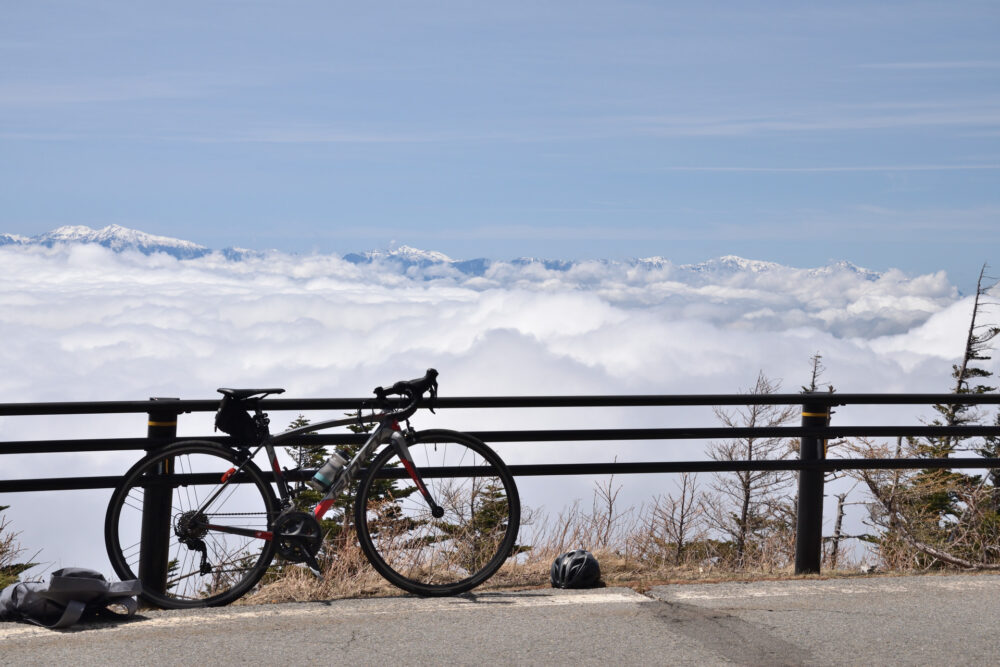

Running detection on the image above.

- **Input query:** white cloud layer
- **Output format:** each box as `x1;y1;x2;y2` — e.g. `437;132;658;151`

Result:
0;245;992;575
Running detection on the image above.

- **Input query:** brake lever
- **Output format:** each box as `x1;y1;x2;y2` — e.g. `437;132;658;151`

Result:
427;380;438;414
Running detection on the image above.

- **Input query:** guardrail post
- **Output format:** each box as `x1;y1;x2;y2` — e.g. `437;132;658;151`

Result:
795;398;828;574
140;397;179;598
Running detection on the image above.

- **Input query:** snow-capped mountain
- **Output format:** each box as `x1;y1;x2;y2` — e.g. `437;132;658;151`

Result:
27;225;211;259
1;224;885;283
344;245;501;276
0;233;29;247
343;245;456;268
809;260;882;281
679;255;880;280
680;255;783;275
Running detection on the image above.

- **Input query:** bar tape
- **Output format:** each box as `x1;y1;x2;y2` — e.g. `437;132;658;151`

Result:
801;412;829;418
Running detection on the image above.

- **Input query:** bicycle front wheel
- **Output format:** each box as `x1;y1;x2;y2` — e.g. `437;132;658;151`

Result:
105;441;279;608
354;429;520;596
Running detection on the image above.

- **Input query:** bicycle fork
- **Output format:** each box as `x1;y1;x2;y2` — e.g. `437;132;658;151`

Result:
388;430;445;519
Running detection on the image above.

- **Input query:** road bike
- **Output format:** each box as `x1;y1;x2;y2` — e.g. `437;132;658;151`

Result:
104;369;521;608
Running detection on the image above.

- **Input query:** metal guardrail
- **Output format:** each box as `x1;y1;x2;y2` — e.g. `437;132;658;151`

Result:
3;392;1000;576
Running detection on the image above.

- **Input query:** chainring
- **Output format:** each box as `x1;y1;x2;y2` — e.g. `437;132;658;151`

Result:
273;511;323;563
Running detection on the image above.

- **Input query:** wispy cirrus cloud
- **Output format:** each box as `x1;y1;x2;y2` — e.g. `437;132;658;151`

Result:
658;164;1000;173
615;94;1000;138
185;125;464;145
629;107;1000;137
860;61;1000;70
0;71;266;107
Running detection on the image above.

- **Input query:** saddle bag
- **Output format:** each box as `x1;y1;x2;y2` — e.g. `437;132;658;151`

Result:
214;399;258;442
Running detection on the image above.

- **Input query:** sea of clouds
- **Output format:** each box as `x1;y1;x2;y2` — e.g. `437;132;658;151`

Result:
0;243;992;575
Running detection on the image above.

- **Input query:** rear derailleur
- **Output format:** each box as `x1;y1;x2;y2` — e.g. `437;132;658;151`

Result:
175;510;213;575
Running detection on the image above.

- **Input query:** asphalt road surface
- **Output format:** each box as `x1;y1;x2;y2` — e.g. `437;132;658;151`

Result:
3;574;999;665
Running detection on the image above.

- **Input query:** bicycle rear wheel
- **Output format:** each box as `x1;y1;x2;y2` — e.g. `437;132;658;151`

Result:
354;429;520;596
104;441;279;608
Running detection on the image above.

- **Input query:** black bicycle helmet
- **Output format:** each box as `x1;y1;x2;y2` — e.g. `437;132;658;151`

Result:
550;549;601;589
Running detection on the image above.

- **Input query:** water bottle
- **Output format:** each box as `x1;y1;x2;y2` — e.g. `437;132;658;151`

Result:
307;450;349;492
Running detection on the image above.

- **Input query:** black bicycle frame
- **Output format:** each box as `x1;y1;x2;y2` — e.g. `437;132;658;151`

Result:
189;399;438;545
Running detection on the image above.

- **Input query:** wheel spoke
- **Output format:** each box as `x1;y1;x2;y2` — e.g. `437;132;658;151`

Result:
355;431;519;595
106;442;277;608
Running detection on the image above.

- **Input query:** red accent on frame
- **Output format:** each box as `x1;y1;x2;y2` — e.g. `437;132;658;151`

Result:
255;531;273;541
314;498;336;519
391;420;401;431
401;460;429;496
272;456;281;474
221;467;236;483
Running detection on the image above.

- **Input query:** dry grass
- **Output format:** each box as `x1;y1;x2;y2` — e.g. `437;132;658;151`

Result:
0;508;37;588
242;539;396;604
239;480;869;604
240;544;871;605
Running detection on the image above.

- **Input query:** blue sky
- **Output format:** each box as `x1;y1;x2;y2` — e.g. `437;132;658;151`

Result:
2;1;999;289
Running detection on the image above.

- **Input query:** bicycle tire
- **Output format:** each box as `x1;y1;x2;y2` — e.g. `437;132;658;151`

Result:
105;440;279;608
354;429;520;596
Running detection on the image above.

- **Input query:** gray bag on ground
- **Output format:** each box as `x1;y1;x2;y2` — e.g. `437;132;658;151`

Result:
0;567;142;629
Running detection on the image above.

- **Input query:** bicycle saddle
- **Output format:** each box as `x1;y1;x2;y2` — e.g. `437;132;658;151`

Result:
217;388;285;400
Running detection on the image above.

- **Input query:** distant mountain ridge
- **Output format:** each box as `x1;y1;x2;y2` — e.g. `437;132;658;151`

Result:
2;224;212;259
1;224;883;281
